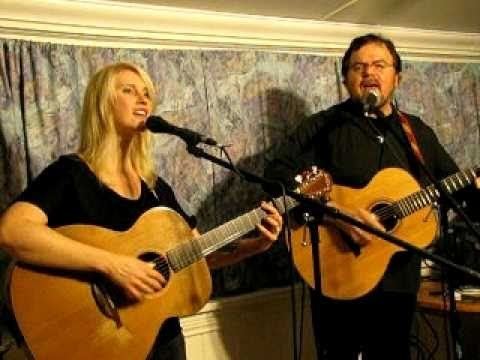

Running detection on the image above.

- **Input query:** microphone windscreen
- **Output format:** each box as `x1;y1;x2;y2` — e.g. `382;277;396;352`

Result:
363;89;381;107
145;116;172;133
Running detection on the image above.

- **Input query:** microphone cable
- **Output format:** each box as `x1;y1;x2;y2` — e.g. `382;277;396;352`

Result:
276;180;300;360
220;146;302;360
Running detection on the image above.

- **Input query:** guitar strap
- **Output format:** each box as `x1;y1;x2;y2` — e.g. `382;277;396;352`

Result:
397;110;426;165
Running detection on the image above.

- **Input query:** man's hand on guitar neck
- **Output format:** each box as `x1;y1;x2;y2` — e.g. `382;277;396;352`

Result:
325;201;385;246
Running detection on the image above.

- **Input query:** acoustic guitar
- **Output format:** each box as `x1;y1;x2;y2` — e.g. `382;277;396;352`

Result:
291;166;479;300
8;172;333;360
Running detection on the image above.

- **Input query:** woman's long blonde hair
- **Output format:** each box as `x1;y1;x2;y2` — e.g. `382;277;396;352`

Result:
78;62;157;188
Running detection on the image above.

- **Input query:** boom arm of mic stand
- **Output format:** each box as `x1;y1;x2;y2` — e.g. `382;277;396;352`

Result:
185;144;480;283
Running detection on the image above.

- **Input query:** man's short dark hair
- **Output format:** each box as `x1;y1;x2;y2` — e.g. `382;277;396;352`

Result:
341;33;402;78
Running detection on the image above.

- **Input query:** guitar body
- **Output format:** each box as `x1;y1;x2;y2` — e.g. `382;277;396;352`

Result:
291;168;439;300
8;208;212;360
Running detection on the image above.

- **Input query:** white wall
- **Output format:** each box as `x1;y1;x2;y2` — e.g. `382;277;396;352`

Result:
181;287;317;360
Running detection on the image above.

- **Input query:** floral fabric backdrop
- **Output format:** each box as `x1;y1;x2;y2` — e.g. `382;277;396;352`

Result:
0;39;479;298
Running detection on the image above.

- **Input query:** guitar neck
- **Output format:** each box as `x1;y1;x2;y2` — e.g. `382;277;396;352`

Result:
394;167;478;218
167;195;297;271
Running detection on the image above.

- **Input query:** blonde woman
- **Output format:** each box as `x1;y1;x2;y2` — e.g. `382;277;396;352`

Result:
0;62;282;359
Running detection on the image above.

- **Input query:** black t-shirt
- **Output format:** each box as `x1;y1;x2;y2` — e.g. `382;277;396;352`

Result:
17;154;197;344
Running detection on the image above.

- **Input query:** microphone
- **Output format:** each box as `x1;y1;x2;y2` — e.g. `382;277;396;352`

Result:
145;115;218;146
362;88;381;114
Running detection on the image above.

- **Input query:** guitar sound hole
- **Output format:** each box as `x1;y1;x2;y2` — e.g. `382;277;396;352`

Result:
139;252;171;282
370;202;398;232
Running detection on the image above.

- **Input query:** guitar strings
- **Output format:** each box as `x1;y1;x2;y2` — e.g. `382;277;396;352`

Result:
153;258;170;273
372;167;475;222
374;206;399;221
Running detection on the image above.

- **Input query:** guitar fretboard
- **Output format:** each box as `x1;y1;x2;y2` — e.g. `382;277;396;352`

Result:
167;196;298;271
379;167;478;221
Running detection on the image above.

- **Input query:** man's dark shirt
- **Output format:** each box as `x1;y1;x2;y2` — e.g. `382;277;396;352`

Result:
265;99;479;294
17;154;197;343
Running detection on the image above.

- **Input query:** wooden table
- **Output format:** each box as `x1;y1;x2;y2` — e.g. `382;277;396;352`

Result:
415;280;480;360
418;280;480;313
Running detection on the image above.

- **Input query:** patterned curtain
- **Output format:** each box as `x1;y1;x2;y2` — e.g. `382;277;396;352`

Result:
0;39;479;299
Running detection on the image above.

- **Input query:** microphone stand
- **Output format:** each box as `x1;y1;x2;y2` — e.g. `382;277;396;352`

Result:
184;143;480;289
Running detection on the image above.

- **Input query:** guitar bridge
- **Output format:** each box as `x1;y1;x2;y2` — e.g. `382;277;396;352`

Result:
423;203;438;222
91;281;122;328
339;232;361;257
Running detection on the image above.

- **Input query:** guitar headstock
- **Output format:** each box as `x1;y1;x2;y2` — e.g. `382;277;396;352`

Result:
474;165;480;177
294;166;332;201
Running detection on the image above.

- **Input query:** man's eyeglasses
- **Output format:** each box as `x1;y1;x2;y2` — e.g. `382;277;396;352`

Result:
349;60;394;74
